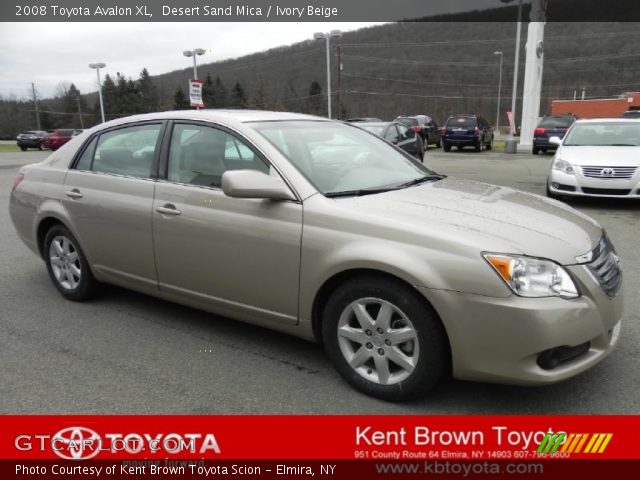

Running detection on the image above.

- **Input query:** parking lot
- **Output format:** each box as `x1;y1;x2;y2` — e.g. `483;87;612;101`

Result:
1;148;638;414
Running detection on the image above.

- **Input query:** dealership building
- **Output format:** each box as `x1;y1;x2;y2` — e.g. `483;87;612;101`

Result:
551;92;640;118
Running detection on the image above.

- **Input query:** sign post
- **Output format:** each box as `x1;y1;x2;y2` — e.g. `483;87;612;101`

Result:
189;79;204;109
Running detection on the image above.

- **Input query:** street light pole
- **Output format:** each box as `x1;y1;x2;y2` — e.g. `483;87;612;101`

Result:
510;0;523;137
494;51;503;133
89;62;106;123
313;30;342;119
183;48;207;80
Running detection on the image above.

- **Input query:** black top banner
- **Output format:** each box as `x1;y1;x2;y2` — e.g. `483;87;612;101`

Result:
6;0;640;22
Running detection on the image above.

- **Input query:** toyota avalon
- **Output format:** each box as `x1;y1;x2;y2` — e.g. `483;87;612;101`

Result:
10;110;622;401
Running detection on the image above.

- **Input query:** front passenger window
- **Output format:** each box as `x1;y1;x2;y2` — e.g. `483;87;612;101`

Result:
168;124;269;188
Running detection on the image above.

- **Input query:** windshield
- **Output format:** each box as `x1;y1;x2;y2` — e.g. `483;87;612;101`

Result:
446;116;476;128
358;124;386;136
563;122;640;146
251;121;437;195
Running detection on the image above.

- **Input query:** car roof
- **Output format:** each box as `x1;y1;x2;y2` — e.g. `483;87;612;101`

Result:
574;118;640;124
357;122;391;127
103;110;327;128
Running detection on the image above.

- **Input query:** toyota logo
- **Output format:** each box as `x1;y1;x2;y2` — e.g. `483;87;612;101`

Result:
53;427;101;460
601;168;615;177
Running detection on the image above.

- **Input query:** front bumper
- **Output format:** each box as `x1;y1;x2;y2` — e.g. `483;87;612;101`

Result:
421;264;623;385
17;139;42;148
548;169;640;198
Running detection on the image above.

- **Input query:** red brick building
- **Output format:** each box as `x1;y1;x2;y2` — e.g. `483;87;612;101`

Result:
551;92;640;118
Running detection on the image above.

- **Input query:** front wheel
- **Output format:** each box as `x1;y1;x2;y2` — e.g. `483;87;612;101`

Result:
322;276;449;401
20;146;27;151
44;225;98;301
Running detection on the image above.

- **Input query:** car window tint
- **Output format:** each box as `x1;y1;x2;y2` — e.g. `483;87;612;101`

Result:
446;117;476;128
397;124;413;140
539;117;576;128
92;124;161;178
75;137;98;171
168;124;268;188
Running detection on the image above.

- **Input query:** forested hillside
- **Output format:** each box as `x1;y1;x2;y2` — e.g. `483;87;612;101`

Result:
1;19;639;138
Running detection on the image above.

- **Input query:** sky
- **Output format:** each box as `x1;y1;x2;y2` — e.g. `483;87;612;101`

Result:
0;22;386;100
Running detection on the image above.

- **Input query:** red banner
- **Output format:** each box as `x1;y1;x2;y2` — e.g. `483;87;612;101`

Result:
1;415;638;461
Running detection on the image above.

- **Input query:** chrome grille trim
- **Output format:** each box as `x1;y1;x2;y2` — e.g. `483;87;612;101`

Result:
581;166;637;179
586;235;622;297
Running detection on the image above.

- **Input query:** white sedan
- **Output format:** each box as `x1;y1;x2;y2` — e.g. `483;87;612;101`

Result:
547;118;640;199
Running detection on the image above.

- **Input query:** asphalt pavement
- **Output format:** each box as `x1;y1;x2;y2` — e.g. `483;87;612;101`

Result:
1;148;638;413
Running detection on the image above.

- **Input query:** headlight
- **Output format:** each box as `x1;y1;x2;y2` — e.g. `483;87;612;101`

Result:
552;158;574;175
484;254;579;298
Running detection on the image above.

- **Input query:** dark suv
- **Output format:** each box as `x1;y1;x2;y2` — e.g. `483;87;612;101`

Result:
395;115;441;150
533;114;577;154
16;130;47;151
441;115;493;152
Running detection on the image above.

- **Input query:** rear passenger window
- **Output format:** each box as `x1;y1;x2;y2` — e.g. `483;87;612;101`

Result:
75;137;97;171
91;124;161;178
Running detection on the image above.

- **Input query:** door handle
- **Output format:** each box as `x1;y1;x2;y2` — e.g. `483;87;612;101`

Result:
65;189;83;199
156;204;181;216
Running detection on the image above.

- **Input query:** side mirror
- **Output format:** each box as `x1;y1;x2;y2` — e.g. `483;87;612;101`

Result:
222;170;296;201
549;136;562;146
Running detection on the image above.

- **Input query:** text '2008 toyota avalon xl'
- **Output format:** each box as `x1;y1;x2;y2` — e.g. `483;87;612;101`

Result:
9;110;623;401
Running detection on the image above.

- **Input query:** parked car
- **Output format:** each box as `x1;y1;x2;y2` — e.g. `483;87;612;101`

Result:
441;114;493;152
395;115;441;150
533;114;577;155
16;130;48;151
41;129;76;150
356;121;423;160
547;118;640;199
346;117;382;123
72;129;85;136
621;110;640;119
10;110;621;401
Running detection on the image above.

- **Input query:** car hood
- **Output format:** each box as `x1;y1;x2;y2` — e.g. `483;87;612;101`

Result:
335;177;602;265
558;145;640;166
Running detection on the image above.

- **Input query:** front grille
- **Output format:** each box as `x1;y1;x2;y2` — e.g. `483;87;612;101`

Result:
581;187;631;195
586;235;622;297
581;166;637;179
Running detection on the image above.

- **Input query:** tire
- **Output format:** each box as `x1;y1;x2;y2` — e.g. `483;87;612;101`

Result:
475;139;483;152
423;135;429;151
44;224;98;301
322;275;449;401
20;146;27;151
38;144;44;151
435;139;441;148
486;137;493;150
532;146;540;155
443;142;451;152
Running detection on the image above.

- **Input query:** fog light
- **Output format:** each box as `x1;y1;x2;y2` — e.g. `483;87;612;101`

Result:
551;182;560;189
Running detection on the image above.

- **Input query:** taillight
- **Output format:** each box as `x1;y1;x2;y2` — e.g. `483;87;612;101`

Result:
473;127;480;137
534;128;546;135
411;126;422;132
12;173;24;192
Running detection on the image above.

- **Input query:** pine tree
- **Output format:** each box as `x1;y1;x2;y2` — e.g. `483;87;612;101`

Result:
230;81;247;109
101;74;117;120
307;81;323;115
173;87;190;110
202;73;216;108
138;68;159;113
214;76;228;107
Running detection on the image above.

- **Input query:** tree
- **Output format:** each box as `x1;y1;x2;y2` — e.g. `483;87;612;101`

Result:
173;86;190;110
307;81;323;116
138;68;159;113
101;74;117;120
230;81;247;109
213;76;228;107
202;73;215;108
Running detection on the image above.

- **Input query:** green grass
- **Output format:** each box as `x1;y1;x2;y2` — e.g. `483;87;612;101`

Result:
492;140;506;150
0;144;21;153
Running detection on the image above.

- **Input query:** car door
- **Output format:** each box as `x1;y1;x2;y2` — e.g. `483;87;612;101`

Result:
62;122;163;290
395;123;418;153
152;122;303;325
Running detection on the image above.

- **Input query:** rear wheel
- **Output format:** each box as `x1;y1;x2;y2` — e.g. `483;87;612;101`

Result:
44;225;98;301
532;146;540;155
322;276;448;401
442;142;451;152
475;139;483;152
486;137;493;150
20;146;26;151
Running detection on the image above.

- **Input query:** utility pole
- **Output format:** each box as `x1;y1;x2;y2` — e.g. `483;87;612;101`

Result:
337;43;342;120
76;97;84;129
31;83;41;130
